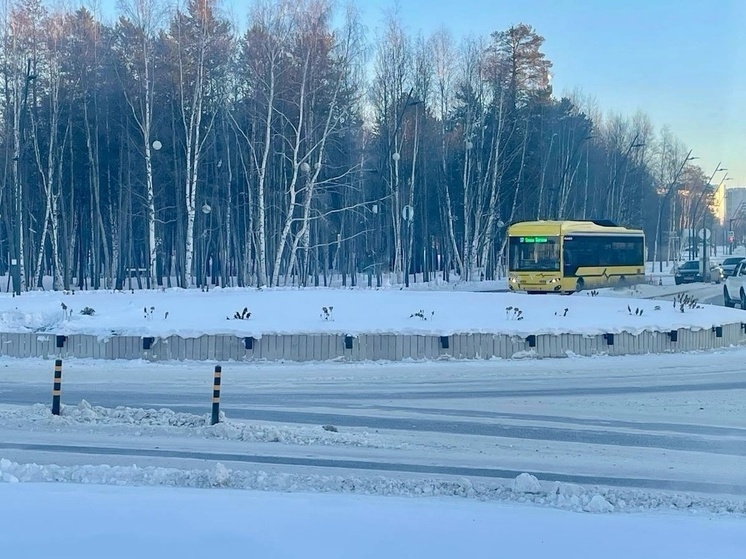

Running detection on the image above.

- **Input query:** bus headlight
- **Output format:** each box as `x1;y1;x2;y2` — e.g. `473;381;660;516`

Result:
508;276;518;283
549;278;560;284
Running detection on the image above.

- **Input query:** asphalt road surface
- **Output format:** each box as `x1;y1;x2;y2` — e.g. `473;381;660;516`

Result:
1;355;744;496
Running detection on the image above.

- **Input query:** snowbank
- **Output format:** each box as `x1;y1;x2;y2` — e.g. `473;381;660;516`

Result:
1;457;744;516
2;401;744;516
0;286;740;339
0;401;401;449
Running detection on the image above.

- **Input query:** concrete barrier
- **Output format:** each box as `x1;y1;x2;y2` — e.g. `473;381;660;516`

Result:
0;323;744;361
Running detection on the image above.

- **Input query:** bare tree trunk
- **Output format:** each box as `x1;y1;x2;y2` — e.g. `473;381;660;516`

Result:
172;6;221;287
254;63;275;287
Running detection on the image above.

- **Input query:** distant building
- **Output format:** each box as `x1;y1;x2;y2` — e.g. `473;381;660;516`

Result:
725;187;746;226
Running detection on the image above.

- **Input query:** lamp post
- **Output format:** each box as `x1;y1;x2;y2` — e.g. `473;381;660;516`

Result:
201;202;211;289
554;134;594;219
388;89;423;287
363;201;381;288
712;175;733;255
688;163;726;260
656;150;699;272
402;203;414;287
656;150;698;272
608;136;645;196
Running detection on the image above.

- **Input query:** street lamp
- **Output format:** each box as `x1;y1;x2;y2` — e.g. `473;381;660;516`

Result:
362;201;382;288
656;150;697;271
402;203;415;287
688;164;727;260
201;202;211;288
609;135;645;192
554;134;594;218
383;90;424;288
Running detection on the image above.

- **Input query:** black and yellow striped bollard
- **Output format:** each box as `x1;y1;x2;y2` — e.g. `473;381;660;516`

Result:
52;359;63;415
211;365;222;425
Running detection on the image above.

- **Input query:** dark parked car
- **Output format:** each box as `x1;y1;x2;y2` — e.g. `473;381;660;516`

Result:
719;257;745;278
674;260;723;285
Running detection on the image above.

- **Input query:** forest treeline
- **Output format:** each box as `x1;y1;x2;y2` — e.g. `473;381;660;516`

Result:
0;0;717;291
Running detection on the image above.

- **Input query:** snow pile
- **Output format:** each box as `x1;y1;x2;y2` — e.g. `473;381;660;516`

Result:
512;472;542;493
62;400;212;427
207;417;400;448
1;458;744;516
0;401;400;449
586;494;615;513
0;308;64;333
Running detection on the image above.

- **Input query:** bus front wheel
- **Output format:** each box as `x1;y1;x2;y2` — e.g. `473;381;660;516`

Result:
575;278;585;292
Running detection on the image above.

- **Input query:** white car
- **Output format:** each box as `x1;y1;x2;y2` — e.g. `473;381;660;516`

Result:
720;256;745;278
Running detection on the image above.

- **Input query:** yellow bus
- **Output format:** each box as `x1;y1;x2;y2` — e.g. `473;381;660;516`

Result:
507;220;645;293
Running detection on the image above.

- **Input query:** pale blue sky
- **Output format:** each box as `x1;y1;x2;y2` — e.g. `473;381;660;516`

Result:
356;0;746;186
100;0;745;185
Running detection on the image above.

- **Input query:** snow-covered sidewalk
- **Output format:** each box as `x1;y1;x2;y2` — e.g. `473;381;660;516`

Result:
0;481;743;559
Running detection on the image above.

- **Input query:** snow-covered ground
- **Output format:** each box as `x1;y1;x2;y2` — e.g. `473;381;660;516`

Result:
0;282;741;339
2;483;743;559
1;280;745;556
1;383;745;558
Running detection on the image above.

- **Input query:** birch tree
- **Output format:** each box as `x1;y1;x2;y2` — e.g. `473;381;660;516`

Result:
29;8;66;289
115;0;167;286
165;0;231;286
284;3;364;287
429;28;463;277
235;0;293;286
1;0;40;293
372;12;412;278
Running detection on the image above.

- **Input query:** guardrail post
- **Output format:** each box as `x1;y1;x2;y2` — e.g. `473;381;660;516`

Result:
211;365;222;425
52;358;62;415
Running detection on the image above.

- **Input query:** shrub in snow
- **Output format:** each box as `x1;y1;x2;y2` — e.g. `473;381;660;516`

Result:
321;306;334;321
80;306;96;316
585;494;614;513
512;473;542;494
409;309;434;321
60;302;74;319
674;293;702;313
227;307;251;320
505;306;523;321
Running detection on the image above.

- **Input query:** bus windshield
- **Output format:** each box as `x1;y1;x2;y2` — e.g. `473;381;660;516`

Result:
509;236;560;271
